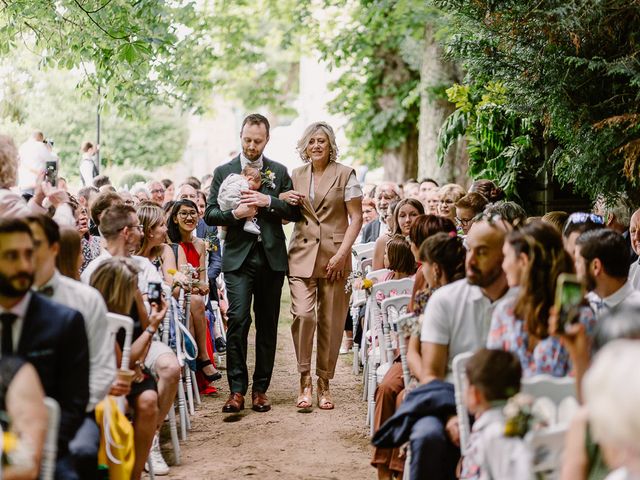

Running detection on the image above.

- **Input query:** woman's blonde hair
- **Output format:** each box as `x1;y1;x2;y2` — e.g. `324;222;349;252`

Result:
136;202;166;259
438;183;466;202
0;135;19;189
296;122;339;163
90;257;140;315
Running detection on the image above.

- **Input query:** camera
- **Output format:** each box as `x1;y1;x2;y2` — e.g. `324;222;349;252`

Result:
148;282;162;304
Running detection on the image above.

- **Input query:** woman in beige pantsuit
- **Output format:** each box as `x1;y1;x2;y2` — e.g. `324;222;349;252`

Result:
282;122;363;410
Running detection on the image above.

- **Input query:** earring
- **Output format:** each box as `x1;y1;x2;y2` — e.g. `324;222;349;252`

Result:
149;234;154;238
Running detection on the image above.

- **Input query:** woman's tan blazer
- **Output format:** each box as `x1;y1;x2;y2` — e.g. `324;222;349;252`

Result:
288;162;355;278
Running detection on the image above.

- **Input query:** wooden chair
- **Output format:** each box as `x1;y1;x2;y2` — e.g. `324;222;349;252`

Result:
40;397;60;480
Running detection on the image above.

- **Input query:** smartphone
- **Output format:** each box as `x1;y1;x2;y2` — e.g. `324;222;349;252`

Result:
45;160;57;185
554;273;584;333
148;282;162;304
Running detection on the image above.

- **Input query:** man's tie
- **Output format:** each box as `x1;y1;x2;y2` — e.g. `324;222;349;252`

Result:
38;286;54;297
0;313;18;355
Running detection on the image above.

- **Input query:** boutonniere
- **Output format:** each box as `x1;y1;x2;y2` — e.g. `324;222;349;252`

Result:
503;393;547;437
261;169;276;189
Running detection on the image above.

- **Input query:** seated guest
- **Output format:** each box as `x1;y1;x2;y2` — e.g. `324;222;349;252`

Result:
80;204;180;475
488;221;595;376
575;229;640;318
414;218;509;479
90;258;168;480
424;187;441;216
88;190;123;236
482;200;527;228
361;182;400;243
147;181;166;206
468;179;505;204
629;207;640;289
594;195;636;263
418;178;439;208
0;218;89;478
373;199;424;270
0;357;48;480
56;227;82;280
437;184;466;222
455;193;488;235
75;201;102;272
161;179;174;204
379;235;417;282
541;210;569;233
583;340;640;480
460;349;530;480
27;215;116;478
561;212;604;261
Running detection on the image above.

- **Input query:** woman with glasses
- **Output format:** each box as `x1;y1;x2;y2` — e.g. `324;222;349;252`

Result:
436;183;466;221
167;199;222;384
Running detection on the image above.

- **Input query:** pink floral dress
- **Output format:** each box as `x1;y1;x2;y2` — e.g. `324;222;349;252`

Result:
487;294;596;377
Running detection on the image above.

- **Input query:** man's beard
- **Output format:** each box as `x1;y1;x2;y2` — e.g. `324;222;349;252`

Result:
583;268;597;292
0;271;34;298
467;262;504;288
243;148;262;162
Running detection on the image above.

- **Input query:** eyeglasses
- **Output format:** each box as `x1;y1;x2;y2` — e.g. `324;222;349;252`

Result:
177;211;198;219
456;216;474;227
119;224;144;232
150;188;165;195
563;212;604;235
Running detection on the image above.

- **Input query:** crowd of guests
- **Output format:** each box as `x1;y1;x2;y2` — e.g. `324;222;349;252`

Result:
2;120;640;480
352;177;640;480
0;132;227;479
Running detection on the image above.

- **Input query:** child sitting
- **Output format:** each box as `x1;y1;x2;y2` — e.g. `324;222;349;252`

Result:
461;349;531;480
217;165;262;237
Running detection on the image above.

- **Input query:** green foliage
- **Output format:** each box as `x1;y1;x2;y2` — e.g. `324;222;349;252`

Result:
311;0;444;166
437;81;540;200
434;0;640;201
0;0;214;113
1;65;188;182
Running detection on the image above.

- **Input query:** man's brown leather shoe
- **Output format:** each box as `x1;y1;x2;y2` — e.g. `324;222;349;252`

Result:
222;392;244;413
251;391;271;412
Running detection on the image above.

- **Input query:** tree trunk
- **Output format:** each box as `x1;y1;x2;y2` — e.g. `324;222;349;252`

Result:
382;129;419;183
418;23;462;184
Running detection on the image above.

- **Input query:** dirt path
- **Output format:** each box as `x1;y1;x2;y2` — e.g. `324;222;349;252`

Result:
163;286;373;479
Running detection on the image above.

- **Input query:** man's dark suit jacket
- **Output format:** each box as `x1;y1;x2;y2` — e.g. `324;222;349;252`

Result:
204;156;301;272
16;293;90;457
361;219;381;243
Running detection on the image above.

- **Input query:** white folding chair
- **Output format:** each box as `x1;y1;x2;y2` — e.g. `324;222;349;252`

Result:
353;242;376;255
394;313;415;389
364;278;414;431
105;313;134;412
525;424;567;479
453;351;578;464
40;397;60;480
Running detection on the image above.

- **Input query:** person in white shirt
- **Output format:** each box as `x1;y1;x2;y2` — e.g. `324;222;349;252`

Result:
17;131;54;194
575;229;640;319
460;349;531;480
410;218;510;479
80;203;180;475
79;141;100;187
27;214;116;478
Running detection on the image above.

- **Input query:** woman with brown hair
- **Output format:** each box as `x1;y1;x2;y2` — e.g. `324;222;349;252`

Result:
487;220;595;376
56;227;82;280
372;198;425;270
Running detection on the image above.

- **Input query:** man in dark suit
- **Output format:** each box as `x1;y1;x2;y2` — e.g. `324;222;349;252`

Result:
0;218;89;479
205;113;300;413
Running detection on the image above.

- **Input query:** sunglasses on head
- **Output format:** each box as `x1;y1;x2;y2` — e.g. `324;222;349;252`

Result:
563;212;604;235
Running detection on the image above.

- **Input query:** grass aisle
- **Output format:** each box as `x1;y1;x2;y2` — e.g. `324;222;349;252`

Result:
163;282;372;479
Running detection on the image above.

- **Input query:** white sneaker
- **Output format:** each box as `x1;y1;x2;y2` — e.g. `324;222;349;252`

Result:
145;434;170;475
243;219;261;235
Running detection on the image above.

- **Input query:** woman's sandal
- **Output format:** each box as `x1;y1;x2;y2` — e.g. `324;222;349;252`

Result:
196;359;222;382
317;377;334;410
296;375;313;409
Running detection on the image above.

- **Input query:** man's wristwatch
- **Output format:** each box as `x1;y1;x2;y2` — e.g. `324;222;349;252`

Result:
145;326;157;335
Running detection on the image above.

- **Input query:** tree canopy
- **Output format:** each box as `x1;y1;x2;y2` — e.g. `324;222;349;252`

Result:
435;0;640;201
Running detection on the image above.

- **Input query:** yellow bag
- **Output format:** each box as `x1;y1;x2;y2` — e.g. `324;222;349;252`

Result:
95;396;135;479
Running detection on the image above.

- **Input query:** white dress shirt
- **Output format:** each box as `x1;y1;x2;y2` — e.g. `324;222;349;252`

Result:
460;406;531;480
41;270;115;411
0;292;31;353
586;281;640;319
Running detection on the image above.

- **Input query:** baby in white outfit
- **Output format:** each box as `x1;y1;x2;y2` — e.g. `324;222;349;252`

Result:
217;165;262;238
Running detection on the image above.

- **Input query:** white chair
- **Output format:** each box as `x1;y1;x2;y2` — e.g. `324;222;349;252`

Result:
453;352;579;452
364;279;414;432
40;397;60;480
393;313;415;388
525;424;567;479
353;242;376;255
